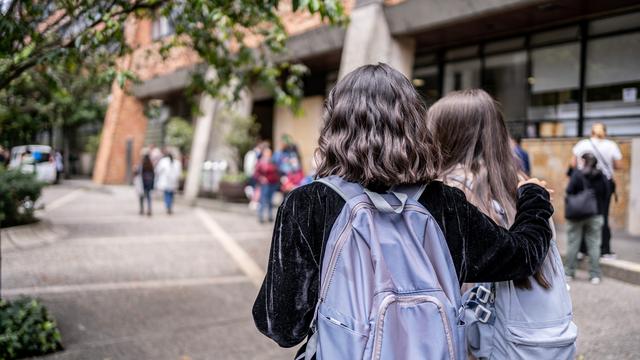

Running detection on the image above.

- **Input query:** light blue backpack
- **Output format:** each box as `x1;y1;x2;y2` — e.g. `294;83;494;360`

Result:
463;211;578;359
302;176;466;360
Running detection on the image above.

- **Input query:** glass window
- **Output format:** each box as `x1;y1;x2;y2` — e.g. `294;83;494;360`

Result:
485;37;525;55
528;43;580;137
445;46;479;61
444;59;481;94
589;12;640;36
483;51;528;136
585;32;640;136
412;66;440;107
530;26;579;47
152;16;175;41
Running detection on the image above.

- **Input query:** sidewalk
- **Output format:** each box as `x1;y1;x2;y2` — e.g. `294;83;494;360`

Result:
2;180;640;359
555;224;640;285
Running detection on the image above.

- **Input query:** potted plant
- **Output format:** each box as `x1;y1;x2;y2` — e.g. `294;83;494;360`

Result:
218;110;260;202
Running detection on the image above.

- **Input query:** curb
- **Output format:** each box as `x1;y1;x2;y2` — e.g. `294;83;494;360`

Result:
178;196;256;216
561;254;640;286
588;258;640;286
0;220;68;253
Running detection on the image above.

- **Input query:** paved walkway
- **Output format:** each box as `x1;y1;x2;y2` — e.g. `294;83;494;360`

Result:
2;180;639;359
2;181;294;360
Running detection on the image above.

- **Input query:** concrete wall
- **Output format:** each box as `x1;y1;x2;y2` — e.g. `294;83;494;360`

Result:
629;139;640;235
523;137;633;231
273;96;324;174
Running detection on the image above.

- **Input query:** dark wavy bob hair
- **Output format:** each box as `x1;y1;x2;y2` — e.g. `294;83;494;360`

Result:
315;63;440;188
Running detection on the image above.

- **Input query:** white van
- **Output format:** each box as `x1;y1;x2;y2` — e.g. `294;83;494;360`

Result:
9;145;57;184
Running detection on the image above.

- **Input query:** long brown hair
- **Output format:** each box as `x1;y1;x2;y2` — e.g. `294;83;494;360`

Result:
315;63;441;188
427;89;550;289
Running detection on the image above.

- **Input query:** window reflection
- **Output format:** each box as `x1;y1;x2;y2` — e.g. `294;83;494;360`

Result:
528;43;580;136
484;51;528;136
585;32;640;136
444;59;481;93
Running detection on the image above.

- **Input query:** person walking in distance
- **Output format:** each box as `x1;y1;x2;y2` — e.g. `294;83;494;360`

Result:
254;147;279;223
134;154;155;216
565;153;608;284
155;150;182;214
571;123;622;258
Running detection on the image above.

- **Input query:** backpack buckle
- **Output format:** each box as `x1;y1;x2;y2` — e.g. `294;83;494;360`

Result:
475;285;491;304
474;304;492;323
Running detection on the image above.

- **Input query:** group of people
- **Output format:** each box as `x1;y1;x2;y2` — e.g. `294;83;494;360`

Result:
244;136;311;223
252;64;575;359
564;123;622;285
134;146;182;216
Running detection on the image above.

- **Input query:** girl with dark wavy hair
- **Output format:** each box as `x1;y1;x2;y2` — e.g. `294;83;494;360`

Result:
253;63;554;359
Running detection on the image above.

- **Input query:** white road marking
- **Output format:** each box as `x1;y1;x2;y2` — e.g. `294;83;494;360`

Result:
2;275;249;296
194;208;265;287
45;188;85;211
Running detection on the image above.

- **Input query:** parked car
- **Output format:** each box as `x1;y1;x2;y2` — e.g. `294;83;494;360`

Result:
9;145;57;184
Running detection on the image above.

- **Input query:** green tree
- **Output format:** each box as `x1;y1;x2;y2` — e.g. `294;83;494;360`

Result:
0;60;108;148
164;116;194;154
0;0;347;108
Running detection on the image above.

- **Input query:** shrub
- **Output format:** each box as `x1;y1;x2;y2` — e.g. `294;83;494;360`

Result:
0;297;63;359
0;168;43;227
164;117;194;155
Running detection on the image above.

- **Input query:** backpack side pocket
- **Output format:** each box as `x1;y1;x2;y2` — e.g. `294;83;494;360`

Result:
506;317;577;359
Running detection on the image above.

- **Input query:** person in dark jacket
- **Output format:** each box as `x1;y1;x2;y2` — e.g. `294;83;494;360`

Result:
252;63;554;357
135;154;155;216
564;153;608;284
254;147;280;223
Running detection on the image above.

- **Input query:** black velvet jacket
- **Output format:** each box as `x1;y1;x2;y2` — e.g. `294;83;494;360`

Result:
252;181;553;350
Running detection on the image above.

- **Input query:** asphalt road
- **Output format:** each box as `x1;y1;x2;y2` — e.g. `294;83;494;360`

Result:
2;180;639;359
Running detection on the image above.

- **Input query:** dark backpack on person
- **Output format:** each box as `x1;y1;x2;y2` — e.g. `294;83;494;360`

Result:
564;172;598;220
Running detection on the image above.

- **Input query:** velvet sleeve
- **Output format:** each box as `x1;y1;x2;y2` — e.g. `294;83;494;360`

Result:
458;183;554;282
252;183;345;348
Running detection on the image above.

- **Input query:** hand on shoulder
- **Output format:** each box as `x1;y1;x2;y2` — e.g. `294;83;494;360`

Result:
518;178;554;199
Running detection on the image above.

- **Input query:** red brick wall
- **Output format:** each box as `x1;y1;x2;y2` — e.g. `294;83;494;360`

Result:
93;57;148;184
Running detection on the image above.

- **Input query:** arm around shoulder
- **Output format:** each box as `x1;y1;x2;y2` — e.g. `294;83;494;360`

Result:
459;183;554;283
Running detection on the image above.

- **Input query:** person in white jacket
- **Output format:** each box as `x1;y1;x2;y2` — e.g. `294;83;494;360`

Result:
155;151;182;214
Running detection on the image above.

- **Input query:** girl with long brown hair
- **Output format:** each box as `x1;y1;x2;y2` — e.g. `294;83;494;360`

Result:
428;89;577;359
427;88;548;288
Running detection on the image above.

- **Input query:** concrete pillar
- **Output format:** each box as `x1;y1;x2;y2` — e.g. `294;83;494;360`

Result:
205;90;253;174
184;91;220;204
629;138;640;235
338;0;415;80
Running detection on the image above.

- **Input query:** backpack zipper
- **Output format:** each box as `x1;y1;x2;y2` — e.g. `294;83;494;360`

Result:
371;294;456;360
319;202;370;300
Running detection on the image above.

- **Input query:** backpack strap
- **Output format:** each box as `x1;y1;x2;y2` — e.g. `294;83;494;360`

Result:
364;189;408;214
391;183;428;200
314;175;365;201
588;139;612;178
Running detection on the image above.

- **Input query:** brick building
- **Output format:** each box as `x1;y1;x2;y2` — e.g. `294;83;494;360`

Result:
94;0;640;234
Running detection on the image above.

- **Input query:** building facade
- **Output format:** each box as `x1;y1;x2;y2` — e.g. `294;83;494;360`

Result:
94;0;640;233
